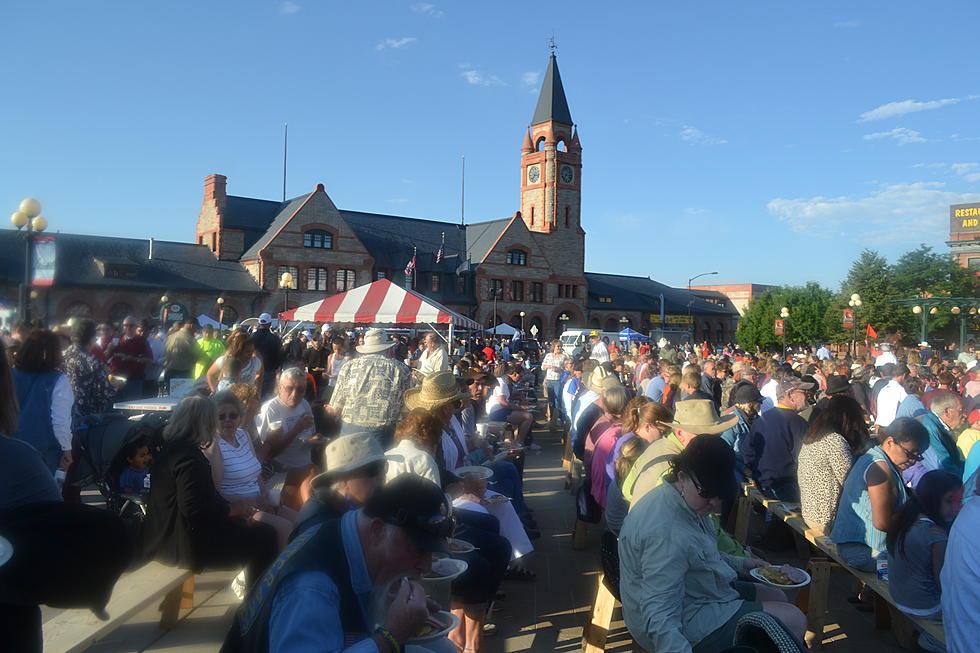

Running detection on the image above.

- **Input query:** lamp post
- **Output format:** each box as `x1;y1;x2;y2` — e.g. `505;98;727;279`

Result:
848;293;862;357
912;305;927;344
780;306;790;358
559;313;570;332
280;272;294;315
159;295;170;325
687;271;718;341
216;297;225;333
519;310;525;334
10;198;47;323
491;285;501;333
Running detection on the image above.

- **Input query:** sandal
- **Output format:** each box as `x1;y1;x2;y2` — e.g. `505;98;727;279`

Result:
483;622;498;636
504;566;537;581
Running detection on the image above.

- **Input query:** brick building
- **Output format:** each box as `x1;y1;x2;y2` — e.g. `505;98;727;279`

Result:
948;202;980;274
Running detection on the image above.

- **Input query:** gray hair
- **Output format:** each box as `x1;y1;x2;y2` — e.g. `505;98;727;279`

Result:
212;389;245;417
277;366;307;387
162;396;216;447
930;392;961;417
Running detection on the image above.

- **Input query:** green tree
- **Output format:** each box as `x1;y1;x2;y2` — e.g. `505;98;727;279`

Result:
836;249;911;339
736;283;833;350
892;245;979;331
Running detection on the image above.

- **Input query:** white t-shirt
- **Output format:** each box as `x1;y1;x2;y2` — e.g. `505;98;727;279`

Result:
256;396;314;470
590;341;610;364
418;346;449;375
217;428;262;498
486;378;511;415
874;351;898;368
874;379;908;428
760;378;779;413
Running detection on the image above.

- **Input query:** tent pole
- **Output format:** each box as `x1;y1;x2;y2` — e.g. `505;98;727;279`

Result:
449;322;454;358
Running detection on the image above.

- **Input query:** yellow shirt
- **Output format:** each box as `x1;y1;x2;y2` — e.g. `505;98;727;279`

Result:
957;428;980;459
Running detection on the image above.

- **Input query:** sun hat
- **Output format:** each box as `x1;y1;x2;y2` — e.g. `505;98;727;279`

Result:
777;377;817;396
404;371;469;411
586;365;622;393
825;374;851;395
734;610;808;652
364;474;453;553
310;432;387;489
919;341;930;348
356;327;397;354
659;399;738;435
657;337;669;348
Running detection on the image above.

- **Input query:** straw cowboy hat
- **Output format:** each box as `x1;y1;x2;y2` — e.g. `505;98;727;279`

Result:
311;432;387;488
356;328;397;354
658;399;738;435
404;371;469;411
586;365;622;394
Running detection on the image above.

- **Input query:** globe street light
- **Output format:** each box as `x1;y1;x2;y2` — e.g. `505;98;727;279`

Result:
779;306;790;358
216;297;225;332
558;312;570;333
519;310;526;333
848;294;862;356
280;272;295;315
912;305;927;344
10;198;47;323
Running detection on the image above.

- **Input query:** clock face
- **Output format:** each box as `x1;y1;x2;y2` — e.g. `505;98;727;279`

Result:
560;165;574;184
527;165;540;183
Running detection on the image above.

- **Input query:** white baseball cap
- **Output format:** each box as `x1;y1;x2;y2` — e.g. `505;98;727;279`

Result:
258;312;273;325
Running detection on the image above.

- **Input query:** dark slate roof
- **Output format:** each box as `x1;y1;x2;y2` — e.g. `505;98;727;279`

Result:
464;218;512;263
532;54;573;126
0;229;260;293
240;193;313;260
584;272;737;316
223;195;285;230
341;210;469;273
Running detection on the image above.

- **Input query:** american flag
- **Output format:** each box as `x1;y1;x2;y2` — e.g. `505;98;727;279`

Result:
435;232;445;264
404;254;416;276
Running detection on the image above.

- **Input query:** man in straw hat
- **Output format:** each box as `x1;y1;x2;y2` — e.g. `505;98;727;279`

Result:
224;473;454;653
327;328;412;448
623;399;738;508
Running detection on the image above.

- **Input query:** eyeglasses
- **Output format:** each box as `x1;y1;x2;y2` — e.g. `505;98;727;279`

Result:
898;444;924;462
218;412;240;421
688;471;717;499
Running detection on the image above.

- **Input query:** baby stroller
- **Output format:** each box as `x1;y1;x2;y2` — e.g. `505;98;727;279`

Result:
73;411;168;524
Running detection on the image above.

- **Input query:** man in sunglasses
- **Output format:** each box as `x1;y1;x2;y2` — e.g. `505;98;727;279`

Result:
225;473;454;653
105;315;153;400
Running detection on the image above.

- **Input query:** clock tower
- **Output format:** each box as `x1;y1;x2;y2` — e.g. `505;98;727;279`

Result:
520;53;585;279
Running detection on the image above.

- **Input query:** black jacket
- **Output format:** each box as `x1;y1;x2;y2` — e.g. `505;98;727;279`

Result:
141;439;231;571
249;328;282;375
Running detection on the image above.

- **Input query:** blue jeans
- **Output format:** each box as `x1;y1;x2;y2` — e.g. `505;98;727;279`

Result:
488;460;528;516
545;379;562;422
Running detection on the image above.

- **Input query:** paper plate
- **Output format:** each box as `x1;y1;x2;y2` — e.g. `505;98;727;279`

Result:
447;538;475;554
408;610;460;644
0;536;11;568
749;565;811;589
422;557;468;582
484;494;511;505
456;465;493;480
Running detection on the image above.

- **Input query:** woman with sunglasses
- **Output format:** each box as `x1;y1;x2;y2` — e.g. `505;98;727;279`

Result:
619;434;806;653
830;416;931;572
206;390;295;551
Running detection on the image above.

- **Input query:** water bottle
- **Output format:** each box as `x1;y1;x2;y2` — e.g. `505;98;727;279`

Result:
876;558;889;582
54;468;66;490
142;473;151;495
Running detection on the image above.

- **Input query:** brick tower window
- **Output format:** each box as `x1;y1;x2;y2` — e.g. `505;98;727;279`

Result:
564;206;570;228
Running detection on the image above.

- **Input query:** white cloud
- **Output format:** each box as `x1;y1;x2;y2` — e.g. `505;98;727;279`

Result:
522;72;540;87
460;68;505;87
952;163;980;183
863;127;927;145
857;97;969;122
767;182;980;244
913;162;946;168
375;37;417;52
386;198;410;204
279;1;300;14
834;19;861;28
411;3;445;18
679;124;727;145
684;207;706;215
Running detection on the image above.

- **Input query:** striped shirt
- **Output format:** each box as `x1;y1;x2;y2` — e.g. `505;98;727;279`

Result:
218;428;262;498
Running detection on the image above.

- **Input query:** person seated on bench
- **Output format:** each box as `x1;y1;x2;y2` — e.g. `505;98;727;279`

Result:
940;482;980;653
142;396;278;588
486;363;535;448
830;417;930;572
904;392;966;489
886;469;961;653
797;395;869;535
619;435;806;653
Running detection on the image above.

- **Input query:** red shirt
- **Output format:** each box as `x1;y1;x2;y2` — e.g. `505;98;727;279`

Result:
108;335;152;379
482;346;496;363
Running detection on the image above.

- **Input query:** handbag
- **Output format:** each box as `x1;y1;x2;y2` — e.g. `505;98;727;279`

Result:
576;476;603;524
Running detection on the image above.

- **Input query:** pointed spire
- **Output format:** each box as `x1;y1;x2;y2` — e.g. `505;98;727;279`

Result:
521;127;534;153
569;125;582;152
531;54;572;126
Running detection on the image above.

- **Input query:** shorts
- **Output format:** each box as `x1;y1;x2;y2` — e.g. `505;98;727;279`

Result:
692;581;763;653
488;407;513;422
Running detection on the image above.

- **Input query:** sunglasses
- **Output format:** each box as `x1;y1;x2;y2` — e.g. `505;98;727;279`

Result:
688;471;718;499
898;444;924;462
218;412;240;421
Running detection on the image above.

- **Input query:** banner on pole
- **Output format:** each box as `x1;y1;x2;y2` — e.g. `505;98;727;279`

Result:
774;319;784;336
31;235;56;287
843;309;855;330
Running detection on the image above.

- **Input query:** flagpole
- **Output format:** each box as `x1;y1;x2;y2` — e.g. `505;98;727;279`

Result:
413;245;417;289
282;122;288;202
460;155;465;226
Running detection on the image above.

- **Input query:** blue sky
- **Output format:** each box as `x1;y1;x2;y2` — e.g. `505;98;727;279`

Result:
3;2;980;290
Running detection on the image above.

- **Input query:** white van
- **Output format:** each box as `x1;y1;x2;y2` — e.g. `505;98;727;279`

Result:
559;329;624;358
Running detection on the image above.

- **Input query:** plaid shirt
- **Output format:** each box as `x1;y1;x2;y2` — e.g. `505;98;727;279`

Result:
62;344;115;420
329;353;412;427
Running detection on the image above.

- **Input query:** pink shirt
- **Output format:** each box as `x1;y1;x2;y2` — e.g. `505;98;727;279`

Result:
590;422;623;509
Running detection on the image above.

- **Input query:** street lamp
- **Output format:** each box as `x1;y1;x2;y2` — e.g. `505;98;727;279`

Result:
558;313;570;332
216;297;225;332
280;272;295;315
159;295;170;325
848;293;862;356
519;310;525;333
912;305;927;344
10;198;47;322
780;306;790;358
687;271;719;340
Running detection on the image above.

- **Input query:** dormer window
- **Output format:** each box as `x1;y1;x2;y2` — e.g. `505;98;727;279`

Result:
507;250;527;266
304;229;333;249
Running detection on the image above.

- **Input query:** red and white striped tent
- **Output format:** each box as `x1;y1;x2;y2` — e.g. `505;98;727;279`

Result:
278;278;481;330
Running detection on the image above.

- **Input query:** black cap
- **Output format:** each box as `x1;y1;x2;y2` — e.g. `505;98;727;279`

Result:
364;474;453;553
676;434;738;503
734;383;763;404
825;374;851;395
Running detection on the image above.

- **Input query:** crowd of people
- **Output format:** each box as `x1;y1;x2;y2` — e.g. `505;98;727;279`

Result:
3;311;980;652
560;333;980;653
0;312;547;653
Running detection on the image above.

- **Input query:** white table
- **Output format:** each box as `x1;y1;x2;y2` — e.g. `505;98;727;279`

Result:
112;397;181;412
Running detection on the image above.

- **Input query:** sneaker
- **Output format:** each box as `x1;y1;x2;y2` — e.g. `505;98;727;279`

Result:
527;443;542;451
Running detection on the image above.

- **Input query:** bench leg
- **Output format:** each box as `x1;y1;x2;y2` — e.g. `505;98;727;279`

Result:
888;604;917;649
572;519;589;550
803;560;832;649
582;574;616;653
733;495;752;545
159;577;195;630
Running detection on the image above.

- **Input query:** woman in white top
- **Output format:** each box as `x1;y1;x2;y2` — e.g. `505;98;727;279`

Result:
207;390;295;550
485;363;535;446
206;330;263;394
384;408;442;485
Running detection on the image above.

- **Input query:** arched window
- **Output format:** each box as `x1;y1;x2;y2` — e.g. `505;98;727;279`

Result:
535;137;545;152
564;206;570;228
557;140;567;152
307;267;329;291
506;250;527;266
303;229;333;249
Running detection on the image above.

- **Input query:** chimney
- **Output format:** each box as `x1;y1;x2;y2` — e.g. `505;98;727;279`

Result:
204;173;227;207
148;237;155;260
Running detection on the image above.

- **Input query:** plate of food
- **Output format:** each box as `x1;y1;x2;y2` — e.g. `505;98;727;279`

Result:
408;609;459;644
422;557;468;582
0;535;12;568
749;564;811;588
456;465;493;480
447;538;475;554
484;494;511;505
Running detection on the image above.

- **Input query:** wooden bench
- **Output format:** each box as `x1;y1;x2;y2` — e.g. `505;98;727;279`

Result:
43;562;196;653
582;573;621;653
734;483;946;649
